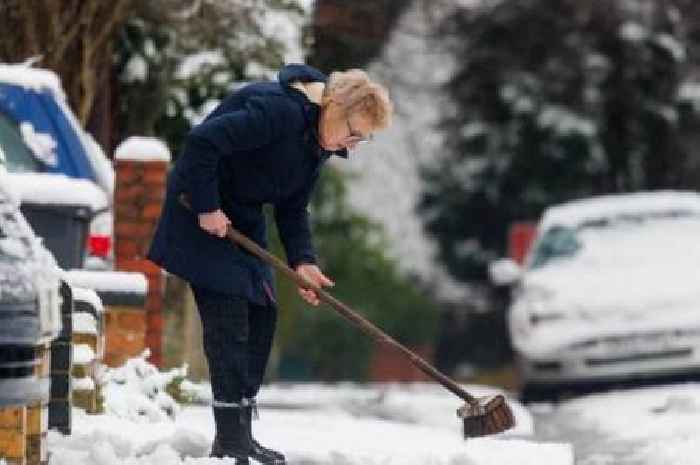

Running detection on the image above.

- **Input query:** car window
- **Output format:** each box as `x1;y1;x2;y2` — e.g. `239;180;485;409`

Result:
528;226;580;269
0;113;43;173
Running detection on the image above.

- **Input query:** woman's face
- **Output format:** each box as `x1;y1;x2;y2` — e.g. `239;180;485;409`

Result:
319;102;374;152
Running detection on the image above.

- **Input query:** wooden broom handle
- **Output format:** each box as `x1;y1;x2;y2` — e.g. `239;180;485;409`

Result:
180;195;478;405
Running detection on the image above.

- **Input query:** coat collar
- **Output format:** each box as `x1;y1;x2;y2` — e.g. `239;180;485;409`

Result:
279;64;348;160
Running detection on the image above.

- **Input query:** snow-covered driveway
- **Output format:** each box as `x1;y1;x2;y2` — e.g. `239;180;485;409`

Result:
48;379;572;465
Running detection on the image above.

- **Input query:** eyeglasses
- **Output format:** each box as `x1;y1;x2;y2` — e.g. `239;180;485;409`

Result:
346;119;373;145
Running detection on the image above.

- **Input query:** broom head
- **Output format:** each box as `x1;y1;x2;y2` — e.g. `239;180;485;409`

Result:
457;394;516;438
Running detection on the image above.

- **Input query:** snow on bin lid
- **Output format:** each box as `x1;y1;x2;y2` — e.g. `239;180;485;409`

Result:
540;191;700;231
0;62;66;100
115;136;171;162
6;173;108;212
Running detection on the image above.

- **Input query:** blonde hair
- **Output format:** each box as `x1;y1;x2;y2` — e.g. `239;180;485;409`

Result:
322;69;393;130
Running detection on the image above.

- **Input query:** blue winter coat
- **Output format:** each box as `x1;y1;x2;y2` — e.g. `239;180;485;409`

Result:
147;64;347;304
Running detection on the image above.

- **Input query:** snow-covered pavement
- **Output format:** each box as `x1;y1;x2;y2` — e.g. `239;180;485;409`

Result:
46;356;572;465
533;383;700;465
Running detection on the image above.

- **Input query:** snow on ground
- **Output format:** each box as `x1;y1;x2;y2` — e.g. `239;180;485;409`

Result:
48;354;572;465
552;383;700;465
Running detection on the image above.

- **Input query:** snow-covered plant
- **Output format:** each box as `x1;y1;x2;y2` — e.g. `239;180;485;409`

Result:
116;0;308;156
101;350;188;422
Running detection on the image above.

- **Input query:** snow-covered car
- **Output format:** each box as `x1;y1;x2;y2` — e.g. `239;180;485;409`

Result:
490;191;700;398
0;169;62;407
0;63;115;270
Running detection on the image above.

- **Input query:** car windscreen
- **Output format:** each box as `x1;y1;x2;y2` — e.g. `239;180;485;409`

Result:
528;225;580;269
528;210;700;270
0;113;42;173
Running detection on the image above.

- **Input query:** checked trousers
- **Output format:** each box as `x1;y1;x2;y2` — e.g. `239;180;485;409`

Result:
191;285;277;404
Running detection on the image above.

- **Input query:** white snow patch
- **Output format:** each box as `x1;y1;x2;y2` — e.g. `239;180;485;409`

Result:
0;171;63;342
101;351;183;423
19;122;58;166
656;33;686;62
562;384;700;465
48;354;572;465
175;51;225;81
678;81;700;112
679;82;700;101
124;56;148;83
115;136;171;162
540;190;700;230
64;270;148;295
72;286;105;314
6;172;108;211
183;99;221;126
461;122;488;139
0;62;66;100
620;21;647;41
73;376;96;391
73;312;98;335
537;106;596;138
73;344;96;365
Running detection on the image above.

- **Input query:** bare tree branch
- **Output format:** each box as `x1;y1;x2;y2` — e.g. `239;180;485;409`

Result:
17;0;40;56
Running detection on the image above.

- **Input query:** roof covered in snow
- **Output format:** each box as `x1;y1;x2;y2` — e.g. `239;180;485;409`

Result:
0;62;66;100
540;191;700;230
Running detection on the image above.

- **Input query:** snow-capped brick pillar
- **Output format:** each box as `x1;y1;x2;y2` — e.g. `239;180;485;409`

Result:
114;137;171;367
0;345;51;465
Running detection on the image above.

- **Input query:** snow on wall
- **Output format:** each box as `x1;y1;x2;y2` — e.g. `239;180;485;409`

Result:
73;376;96;391
73;312;98;335
334;0;469;302
115;136;171;162
64;270;148;295
6;172;108;212
72;286;105;314
74;344;96;365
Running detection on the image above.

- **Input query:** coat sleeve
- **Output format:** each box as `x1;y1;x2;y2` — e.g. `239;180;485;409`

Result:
274;170;320;268
183;96;294;214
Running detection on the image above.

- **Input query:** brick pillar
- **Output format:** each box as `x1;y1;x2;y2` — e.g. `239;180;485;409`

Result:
114;137;170;367
0;406;27;465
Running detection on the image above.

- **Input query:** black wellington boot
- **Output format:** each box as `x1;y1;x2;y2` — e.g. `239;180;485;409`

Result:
210;405;251;464
245;400;286;465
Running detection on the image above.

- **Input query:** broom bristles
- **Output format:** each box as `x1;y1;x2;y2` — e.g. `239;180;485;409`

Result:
461;395;516;438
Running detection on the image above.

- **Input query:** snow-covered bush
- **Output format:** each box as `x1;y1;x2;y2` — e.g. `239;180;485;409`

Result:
100;350;186;422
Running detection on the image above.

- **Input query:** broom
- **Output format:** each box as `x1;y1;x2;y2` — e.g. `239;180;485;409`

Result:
180;195;516;437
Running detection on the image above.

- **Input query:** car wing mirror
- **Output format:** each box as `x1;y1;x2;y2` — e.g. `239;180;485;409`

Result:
488;258;522;286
